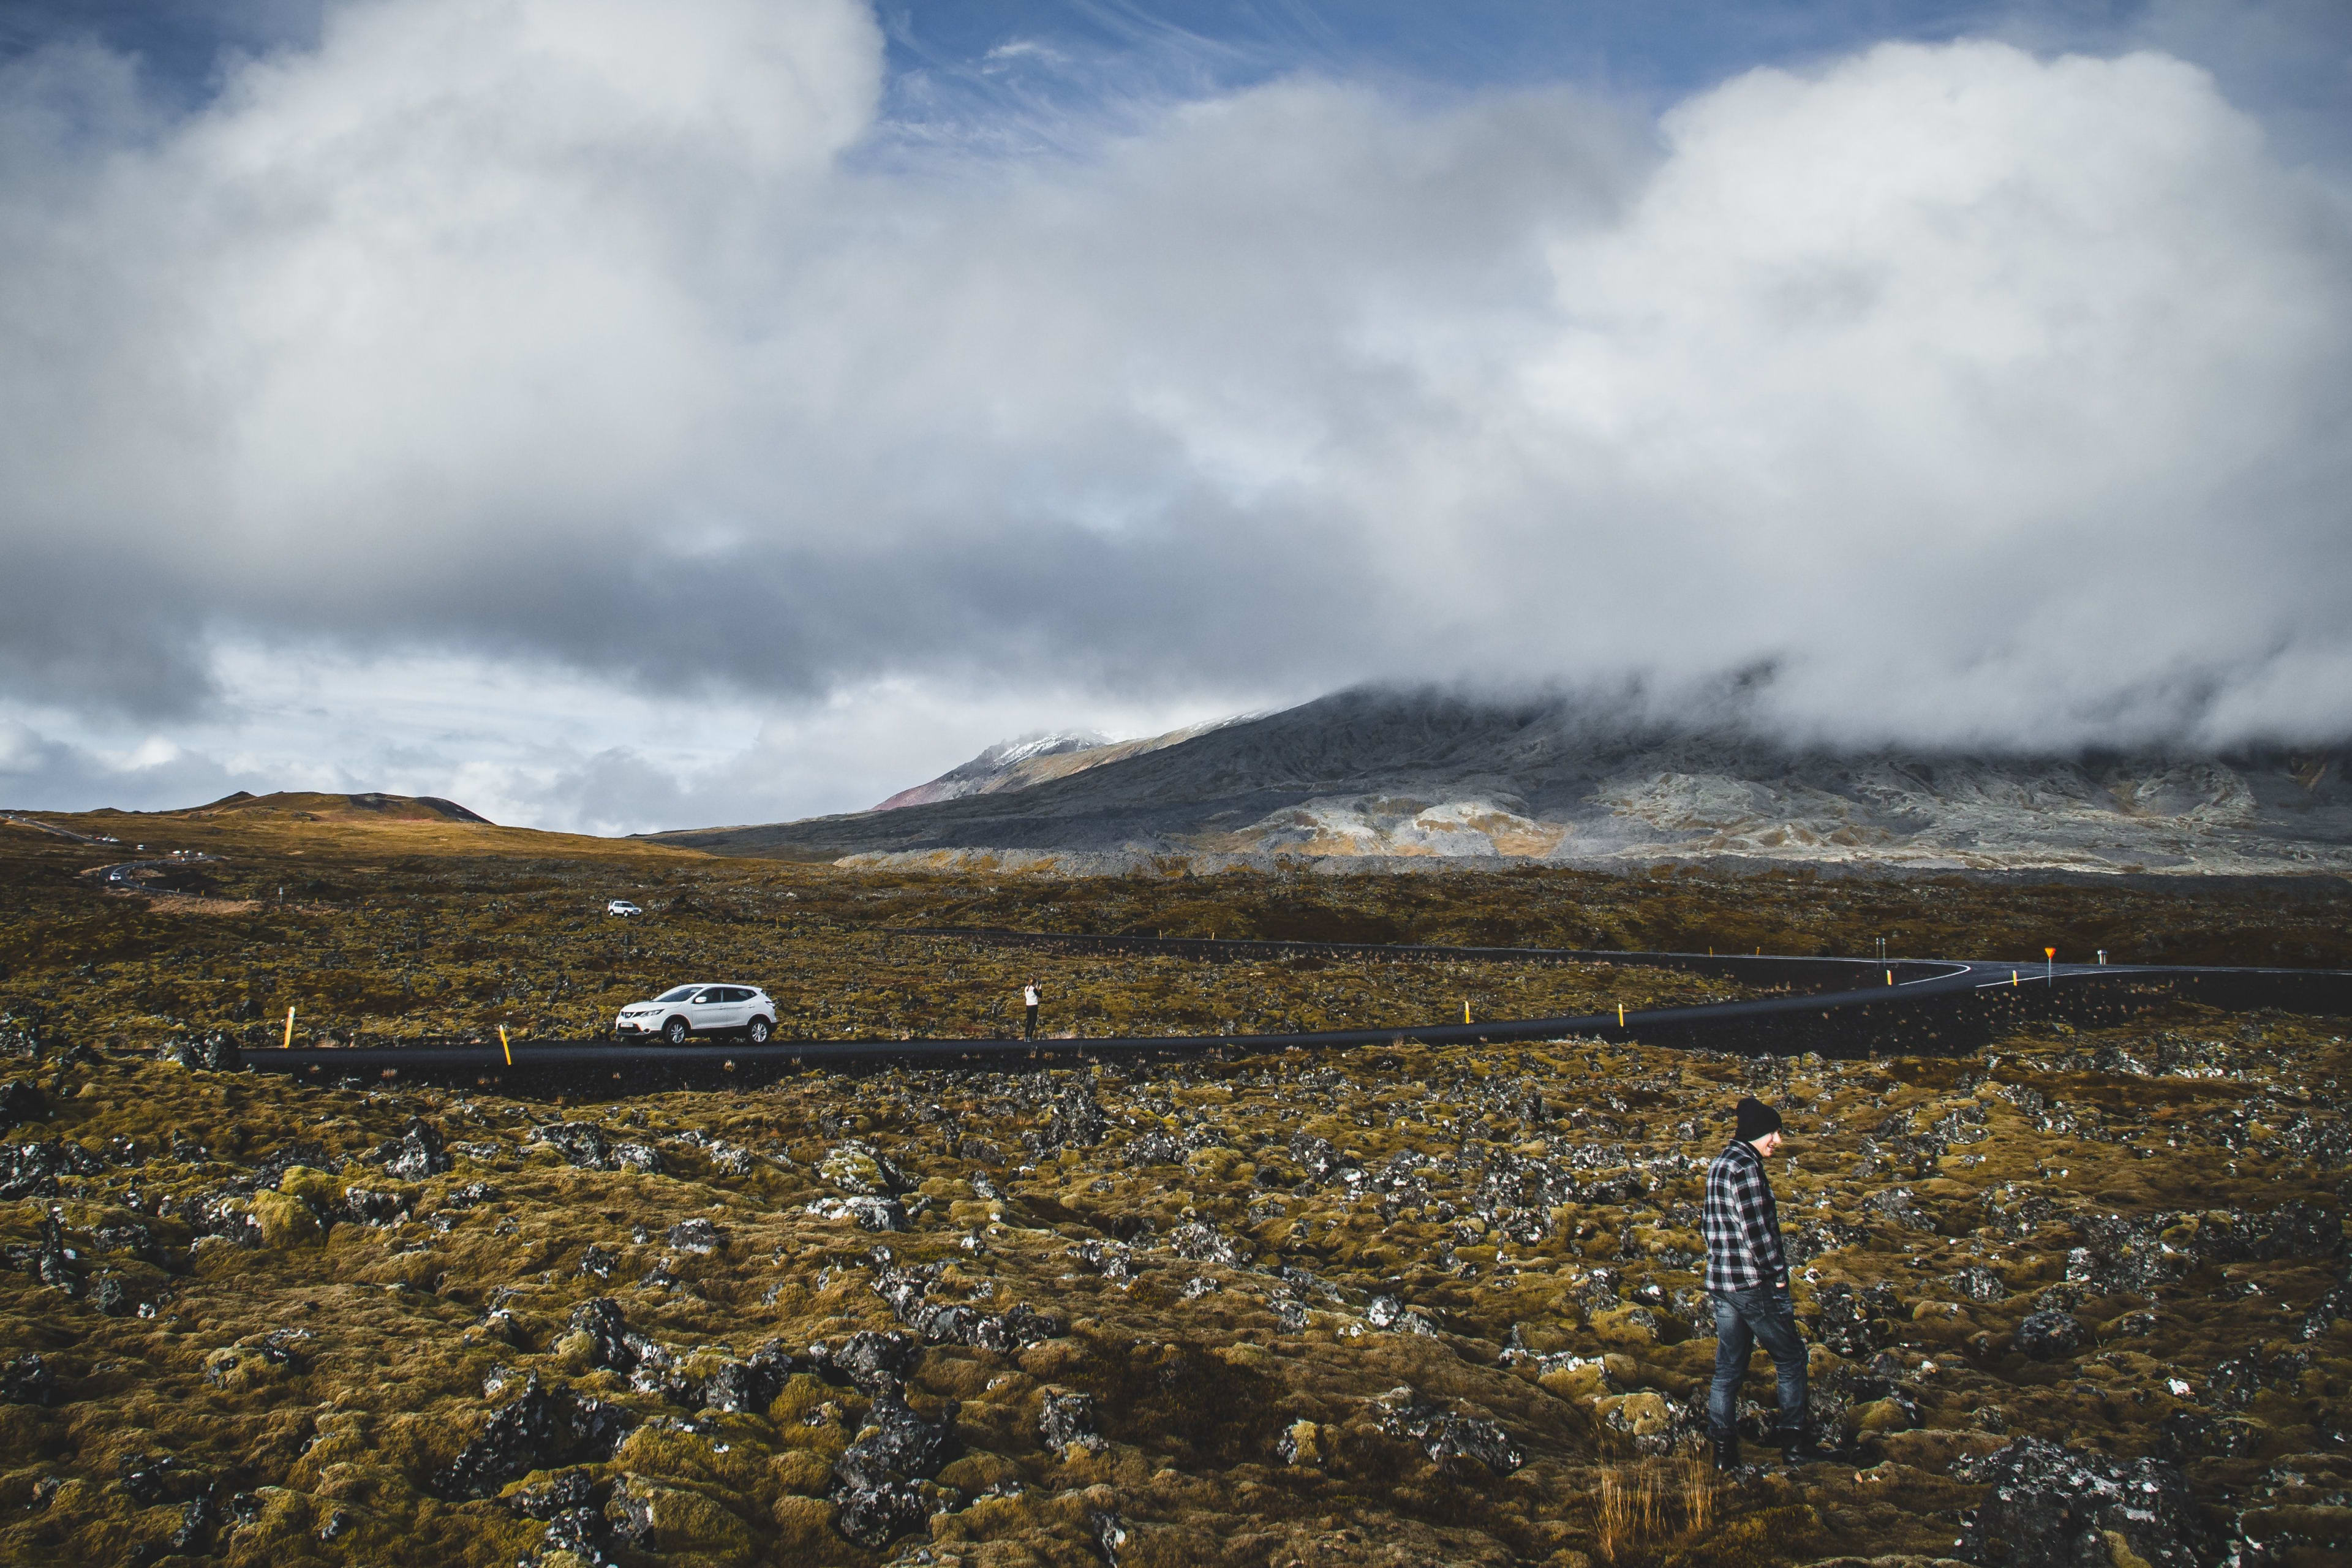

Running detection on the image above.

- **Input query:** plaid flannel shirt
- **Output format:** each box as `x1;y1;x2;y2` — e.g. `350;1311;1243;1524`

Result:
1703;1137;1789;1293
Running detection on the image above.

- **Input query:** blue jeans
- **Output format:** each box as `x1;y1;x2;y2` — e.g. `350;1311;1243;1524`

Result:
1709;1285;1807;1437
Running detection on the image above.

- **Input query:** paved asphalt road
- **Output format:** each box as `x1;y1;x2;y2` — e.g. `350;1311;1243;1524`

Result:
228;941;2352;1096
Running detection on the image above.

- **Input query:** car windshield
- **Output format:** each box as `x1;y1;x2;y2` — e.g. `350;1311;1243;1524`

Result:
653;985;699;1002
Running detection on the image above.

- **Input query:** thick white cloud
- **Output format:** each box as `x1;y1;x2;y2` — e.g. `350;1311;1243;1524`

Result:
2;6;2349;825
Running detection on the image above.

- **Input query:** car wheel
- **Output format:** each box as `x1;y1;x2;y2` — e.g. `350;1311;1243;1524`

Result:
663;1016;690;1046
745;1016;771;1044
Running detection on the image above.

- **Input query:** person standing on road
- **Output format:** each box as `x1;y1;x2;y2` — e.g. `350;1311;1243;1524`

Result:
1022;979;1042;1040
1703;1095;1830;1469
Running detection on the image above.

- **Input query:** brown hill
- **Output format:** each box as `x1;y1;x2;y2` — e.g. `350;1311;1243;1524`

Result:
181;790;493;824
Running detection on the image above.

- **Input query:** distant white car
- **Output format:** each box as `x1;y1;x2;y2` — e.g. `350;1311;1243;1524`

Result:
614;984;775;1046
606;899;642;917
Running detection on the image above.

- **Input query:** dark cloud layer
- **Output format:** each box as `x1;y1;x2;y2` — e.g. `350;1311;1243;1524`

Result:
3;1;2351;827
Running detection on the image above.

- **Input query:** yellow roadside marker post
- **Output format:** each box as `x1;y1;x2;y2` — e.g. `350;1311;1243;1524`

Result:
499;1025;513;1066
1887;970;1893;985
1618;1003;1626;1028
1464;1000;1472;1025
283;1006;295;1049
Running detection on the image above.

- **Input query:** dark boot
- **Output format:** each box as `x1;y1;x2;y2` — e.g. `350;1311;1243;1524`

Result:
1711;1429;1740;1471
1776;1420;1834;1465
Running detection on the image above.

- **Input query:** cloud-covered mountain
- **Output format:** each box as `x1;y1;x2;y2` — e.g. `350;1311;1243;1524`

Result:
4;5;2352;819
869;721;1241;811
649;687;2352;875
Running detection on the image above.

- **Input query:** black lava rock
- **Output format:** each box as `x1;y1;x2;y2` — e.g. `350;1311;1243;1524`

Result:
823;1330;920;1392
565;1297;673;1387
832;1387;957;1547
118;1452;177;1506
665;1218;722;1254
2;1353;56;1406
2013;1310;2089;1361
0;1140;102;1200
701;1341;794;1414
1373;1387;1523;1476
341;1188;406;1225
1812;1281;1899;1358
836;1386;956;1491
511;1468;597;1518
872;1257;1065;1352
834;1480;933;1550
168;1491;214;1554
1039;1388;1104;1451
1124;1132;1183;1167
1947;1265;2010;1303
386;1118;450;1182
577;1243;616;1280
535;1123;610;1169
0;1079;43;1131
1954;1436;2214;1567
437;1375;638;1498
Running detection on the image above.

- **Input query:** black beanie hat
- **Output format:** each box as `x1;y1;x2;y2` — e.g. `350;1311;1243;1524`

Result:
1735;1096;1783;1142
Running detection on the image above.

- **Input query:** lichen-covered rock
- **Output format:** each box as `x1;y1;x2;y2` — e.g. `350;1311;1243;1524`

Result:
819;1141;904;1196
665;1216;722;1253
385;1117;448;1181
805;1195;908;1232
832;1387;956;1548
1594;1390;1690;1455
1039;1387;1104;1452
1371;1386;1523;1476
534;1123;609;1169
820;1330;919;1392
341;1186;406;1224
2013;1311;2089;1362
832;1480;933;1551
1168;1220;1247;1268
611;1141;661;1174
1365;1294;1436;1335
1;1352;56;1405
1947;1265;2010;1303
701;1341;794;1415
1124;1131;1183;1166
1954;1436;2214;1567
437;1375;638;1499
1812;1281;1900;1358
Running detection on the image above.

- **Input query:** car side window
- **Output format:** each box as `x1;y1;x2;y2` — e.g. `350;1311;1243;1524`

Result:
695;989;718;1003
727;988;752;1003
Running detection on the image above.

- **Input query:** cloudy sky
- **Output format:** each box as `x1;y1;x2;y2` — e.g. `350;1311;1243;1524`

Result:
2;1;2348;832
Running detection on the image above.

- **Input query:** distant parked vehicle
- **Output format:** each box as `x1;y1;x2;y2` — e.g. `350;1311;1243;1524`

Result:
614;984;775;1045
606;899;642;917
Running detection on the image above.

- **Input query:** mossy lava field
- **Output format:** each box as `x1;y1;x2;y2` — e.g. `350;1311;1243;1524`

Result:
2;801;2351;1566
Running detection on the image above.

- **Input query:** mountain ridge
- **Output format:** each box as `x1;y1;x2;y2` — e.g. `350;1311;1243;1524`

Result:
645;688;2352;876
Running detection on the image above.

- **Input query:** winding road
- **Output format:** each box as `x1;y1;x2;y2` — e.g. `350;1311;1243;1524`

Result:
232;930;2352;1098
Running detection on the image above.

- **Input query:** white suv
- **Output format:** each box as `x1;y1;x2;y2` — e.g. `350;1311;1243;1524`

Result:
606;899;642;917
614;984;777;1045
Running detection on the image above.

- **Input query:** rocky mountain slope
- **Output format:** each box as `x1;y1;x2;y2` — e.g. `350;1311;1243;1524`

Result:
870;724;1231;812
651;689;2352;876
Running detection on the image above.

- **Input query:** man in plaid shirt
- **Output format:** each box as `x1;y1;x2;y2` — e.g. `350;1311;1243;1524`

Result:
1704;1096;1829;1468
